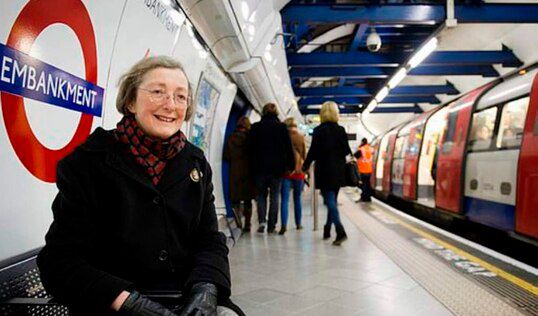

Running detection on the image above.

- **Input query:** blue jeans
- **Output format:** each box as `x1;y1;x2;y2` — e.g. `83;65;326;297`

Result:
321;189;342;228
280;179;304;228
255;175;281;230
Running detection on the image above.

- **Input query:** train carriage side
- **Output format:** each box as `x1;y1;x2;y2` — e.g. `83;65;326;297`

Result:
375;131;391;191
370;138;381;189
517;68;538;240
382;129;399;195
391;123;413;197
416;106;449;208
463;69;536;232
435;84;494;214
402;114;430;201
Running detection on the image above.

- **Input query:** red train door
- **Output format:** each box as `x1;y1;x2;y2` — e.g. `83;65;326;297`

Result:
382;131;397;195
370;141;380;189
516;73;538;239
403;117;427;200
435;85;492;213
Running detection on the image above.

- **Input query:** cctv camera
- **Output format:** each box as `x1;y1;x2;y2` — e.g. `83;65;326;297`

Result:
366;30;381;52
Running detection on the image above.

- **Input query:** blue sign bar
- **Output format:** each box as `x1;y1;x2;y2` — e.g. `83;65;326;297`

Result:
0;42;103;117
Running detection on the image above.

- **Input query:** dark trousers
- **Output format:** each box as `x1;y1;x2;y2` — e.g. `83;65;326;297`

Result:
280;179;304;228
321;189;343;228
231;200;252;228
360;173;372;201
254;175;281;230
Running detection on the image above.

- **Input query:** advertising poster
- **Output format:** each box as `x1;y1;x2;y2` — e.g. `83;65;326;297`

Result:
190;76;220;156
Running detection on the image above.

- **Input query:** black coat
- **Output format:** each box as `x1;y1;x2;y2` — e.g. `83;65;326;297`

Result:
247;114;294;177
223;129;255;201
303;122;352;190
37;127;238;315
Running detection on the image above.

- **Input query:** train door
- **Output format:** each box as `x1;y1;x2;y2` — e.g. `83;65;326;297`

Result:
375;132;391;191
436;84;492;213
517;69;538;239
417;107;448;208
370;139;380;189
402;119;426;200
463;68;534;230
382;130;398;195
391;123;412;198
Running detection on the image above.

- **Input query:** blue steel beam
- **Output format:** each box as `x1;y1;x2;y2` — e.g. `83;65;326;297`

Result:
409;65;499;77
295;86;372;97
295;84;459;97
291;65;499;78
302;107;361;115
287;50;521;68
350;24;369;51
370;106;423;114
299;95;440;107
301;105;424;115
282;5;444;24
282;4;538;24
291;67;390;78
390;84;459;96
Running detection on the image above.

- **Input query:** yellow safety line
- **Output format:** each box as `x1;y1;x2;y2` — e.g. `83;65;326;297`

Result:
374;205;538;296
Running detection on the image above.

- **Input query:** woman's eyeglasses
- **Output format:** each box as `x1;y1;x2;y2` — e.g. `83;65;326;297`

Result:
139;87;188;106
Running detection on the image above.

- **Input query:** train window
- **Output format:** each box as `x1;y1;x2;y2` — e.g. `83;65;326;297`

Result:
441;111;458;154
496;97;529;148
468;107;498;151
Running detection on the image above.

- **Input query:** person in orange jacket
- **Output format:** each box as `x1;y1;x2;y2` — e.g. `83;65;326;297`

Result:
354;138;374;202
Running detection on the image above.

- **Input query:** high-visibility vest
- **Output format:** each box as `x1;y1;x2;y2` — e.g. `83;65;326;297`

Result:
357;144;373;174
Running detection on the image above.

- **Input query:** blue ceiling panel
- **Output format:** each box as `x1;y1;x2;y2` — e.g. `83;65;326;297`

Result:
294;84;458;97
287;50;521;68
299;95;440;107
282;4;538;24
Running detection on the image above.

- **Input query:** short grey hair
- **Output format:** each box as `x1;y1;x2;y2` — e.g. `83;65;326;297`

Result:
116;56;193;120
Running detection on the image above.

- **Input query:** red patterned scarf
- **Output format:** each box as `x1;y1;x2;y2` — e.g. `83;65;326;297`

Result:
114;115;186;185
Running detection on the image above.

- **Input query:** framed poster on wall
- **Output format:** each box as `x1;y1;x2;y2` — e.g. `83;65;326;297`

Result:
189;75;221;157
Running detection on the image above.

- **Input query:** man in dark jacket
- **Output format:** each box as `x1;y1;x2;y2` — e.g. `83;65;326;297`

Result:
247;103;294;233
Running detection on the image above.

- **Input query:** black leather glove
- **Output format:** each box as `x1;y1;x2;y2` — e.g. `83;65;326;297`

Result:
119;290;178;316
179;282;218;316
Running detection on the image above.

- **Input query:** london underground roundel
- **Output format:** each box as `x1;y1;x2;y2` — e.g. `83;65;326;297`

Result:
1;0;99;183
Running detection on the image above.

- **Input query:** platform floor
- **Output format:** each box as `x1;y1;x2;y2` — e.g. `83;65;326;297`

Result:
228;190;454;315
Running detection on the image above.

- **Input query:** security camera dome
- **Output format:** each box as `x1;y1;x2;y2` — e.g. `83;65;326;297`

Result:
366;29;381;52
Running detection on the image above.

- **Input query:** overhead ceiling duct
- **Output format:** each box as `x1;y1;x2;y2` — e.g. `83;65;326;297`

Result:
231;61;278;112
178;0;256;72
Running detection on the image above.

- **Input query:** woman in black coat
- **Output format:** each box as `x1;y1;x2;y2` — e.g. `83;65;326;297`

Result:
223;116;255;232
37;56;243;316
303;101;352;245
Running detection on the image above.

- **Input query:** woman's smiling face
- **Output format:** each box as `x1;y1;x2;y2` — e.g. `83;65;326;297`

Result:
127;67;189;140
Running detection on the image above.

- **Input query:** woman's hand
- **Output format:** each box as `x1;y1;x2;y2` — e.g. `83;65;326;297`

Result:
116;290;178;315
180;282;218;316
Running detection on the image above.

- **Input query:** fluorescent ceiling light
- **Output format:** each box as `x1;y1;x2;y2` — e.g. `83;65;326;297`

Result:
388;68;407;88
408;37;438;69
375;87;389;102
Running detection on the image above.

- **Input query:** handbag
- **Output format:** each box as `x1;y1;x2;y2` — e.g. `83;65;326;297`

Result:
345;160;361;187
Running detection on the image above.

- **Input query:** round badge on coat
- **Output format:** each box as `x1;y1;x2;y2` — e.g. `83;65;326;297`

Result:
190;168;201;182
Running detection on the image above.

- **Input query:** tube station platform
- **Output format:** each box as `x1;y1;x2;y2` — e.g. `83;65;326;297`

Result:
228;190;538;316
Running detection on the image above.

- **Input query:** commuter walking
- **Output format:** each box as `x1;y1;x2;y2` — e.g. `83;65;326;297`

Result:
279;118;306;235
303;101;352;245
355;137;374;202
223;116;256;232
248;103;294;234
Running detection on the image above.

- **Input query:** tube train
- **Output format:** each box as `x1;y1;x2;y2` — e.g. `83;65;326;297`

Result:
370;64;538;242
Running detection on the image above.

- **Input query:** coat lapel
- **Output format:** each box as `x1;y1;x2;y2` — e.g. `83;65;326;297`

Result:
106;150;157;193
157;144;199;192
